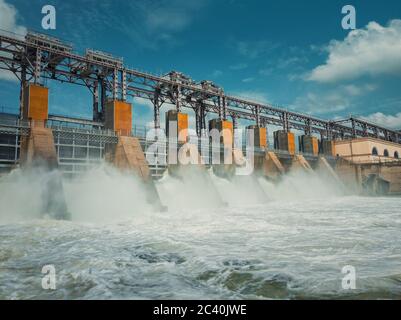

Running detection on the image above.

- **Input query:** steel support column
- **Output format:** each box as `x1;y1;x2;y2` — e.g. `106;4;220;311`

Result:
326;123;332;140
113;69;119;100
19;65;27;119
34;49;42;84
195;103;202;137
121;69;127;101
374;128;380;139
175;85;181;112
362;123;368;137
93;80;99;121
255;105;260;127
200;104;207;136
153;89;161;129
218;96;223;120
222;96;227;121
283;112;289;132
305;119;312;136
100;79;107;120
351;119;357;138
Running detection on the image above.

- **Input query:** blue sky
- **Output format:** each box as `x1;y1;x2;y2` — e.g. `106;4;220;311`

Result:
1;0;401;129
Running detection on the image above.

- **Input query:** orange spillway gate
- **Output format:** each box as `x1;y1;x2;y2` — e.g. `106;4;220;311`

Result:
20;84;57;167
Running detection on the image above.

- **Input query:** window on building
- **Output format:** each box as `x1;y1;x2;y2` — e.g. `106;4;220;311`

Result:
395;151;399;159
384;149;389;157
372;147;378;156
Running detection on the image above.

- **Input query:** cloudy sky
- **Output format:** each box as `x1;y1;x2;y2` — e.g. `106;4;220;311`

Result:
0;0;400;130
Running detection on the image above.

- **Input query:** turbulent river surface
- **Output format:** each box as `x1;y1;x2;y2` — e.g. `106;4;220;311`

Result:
0;165;401;300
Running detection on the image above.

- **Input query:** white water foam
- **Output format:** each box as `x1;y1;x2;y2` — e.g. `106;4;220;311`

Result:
1;165;400;299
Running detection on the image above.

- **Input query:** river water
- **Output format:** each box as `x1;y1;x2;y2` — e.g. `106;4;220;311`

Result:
0;165;401;300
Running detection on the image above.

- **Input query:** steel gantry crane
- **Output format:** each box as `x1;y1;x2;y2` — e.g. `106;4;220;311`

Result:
0;30;399;144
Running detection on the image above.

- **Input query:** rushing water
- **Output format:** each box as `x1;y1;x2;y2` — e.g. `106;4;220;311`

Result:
0;165;401;300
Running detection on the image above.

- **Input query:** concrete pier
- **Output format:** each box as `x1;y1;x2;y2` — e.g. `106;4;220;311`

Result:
104;100;133;136
274;130;296;155
247;125;267;149
20;84;55;166
19;84;70;220
263;151;285;181
209;119;236;179
299;135;319;156
209;119;234;147
166;110;189;144
335;159;363;194
111;136;151;181
318;156;343;186
321;140;336;157
169;143;204;177
292;154;313;172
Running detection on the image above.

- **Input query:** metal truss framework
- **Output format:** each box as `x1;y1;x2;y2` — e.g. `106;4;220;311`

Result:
0;31;399;144
0;110;336;179
0;119;167;178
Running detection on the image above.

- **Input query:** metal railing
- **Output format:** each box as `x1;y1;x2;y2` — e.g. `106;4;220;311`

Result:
0;112;337;178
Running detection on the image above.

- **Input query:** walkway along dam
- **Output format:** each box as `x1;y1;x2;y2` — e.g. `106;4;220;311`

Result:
1;31;401;219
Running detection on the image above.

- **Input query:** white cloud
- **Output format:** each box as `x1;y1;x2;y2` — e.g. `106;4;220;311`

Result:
212;70;223;77
242;77;254;83
259;68;273;76
0;69;18;82
291;83;386;117
144;0;206;32
362;112;401;130
307;20;401;83
292;91;351;115
134;97;154;109
232;90;269;104
276;56;307;69
236;40;280;59
0;0;26;82
0;0;27;36
58;0;208;51
342;83;377;96
229;63;247;71
291;82;381;115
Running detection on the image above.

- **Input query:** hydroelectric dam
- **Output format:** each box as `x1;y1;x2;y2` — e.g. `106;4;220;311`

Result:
2;30;401;300
1;30;401;220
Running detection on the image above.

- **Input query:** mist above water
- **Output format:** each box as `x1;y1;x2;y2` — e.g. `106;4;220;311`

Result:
63;164;154;223
259;168;345;201
0;162;347;224
0;167;51;223
155;166;224;210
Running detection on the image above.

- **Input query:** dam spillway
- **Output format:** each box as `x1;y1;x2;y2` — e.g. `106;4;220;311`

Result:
1;29;401;301
0;30;401;220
